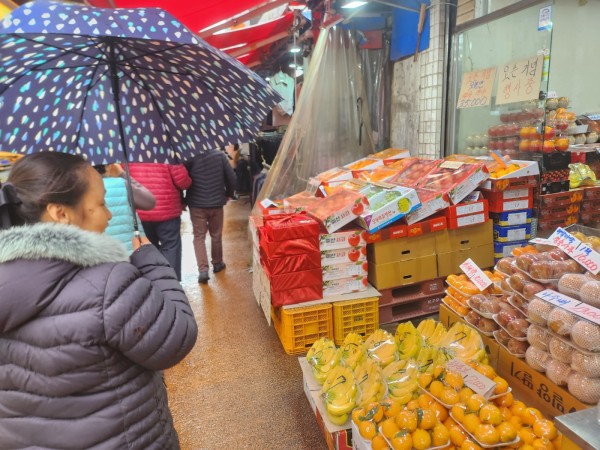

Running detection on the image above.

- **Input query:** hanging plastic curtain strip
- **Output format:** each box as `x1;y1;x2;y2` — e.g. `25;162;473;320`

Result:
252;25;375;209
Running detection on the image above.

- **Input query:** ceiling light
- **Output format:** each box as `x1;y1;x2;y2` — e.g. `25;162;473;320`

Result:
289;62;297;68
341;0;368;9
288;1;307;10
289;44;301;53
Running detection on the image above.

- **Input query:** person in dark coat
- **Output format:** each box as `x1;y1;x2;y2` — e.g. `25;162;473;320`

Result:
185;147;236;284
0;152;198;450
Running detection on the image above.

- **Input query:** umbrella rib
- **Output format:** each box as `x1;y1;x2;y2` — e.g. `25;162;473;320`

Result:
73;61;105;155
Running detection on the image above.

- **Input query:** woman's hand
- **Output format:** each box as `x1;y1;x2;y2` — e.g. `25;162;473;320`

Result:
106;163;124;177
132;235;151;251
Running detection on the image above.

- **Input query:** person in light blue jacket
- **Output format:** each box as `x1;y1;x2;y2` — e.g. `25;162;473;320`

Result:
97;164;156;252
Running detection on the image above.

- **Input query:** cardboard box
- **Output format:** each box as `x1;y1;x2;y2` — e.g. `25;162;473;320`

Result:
323;275;368;297
493;240;528;259
261;248;321;275
365;215;447;243
379;293;443;324
446;212;488;229
322;261;368;281
257;198;288;215
537;215;579;233
583;185;600;200
528;151;572;171
405;188;451;225
437;243;495;278
480;173;539;192
259;231;320;259
319;228;367;251
355;165;400;183
263;213;320;241
354;184;421;233
483;190;534;213
370;147;411;165
445;198;488;217
438;304;500;370
539;190;585;207
490;209;533;226
435;220;493;254
367;232;437;264
493;224;532;242
496;346;590;418
378;277;446;306
309;167;353;190
321;246;367;265
540;180;570;195
538;203;581;219
368;254;438;290
344;157;384;177
481;188;532;201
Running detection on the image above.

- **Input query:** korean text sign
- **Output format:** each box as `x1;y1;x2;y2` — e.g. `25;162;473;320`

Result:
457;67;496;109
496;55;543;105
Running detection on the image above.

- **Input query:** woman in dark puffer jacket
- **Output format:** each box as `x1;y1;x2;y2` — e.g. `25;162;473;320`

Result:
0;153;198;449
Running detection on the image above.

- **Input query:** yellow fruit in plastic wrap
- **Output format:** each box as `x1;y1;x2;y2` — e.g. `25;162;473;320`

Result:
569;163;597;188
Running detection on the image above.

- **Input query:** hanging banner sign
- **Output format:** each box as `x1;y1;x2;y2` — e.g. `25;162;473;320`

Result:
496;55;543;105
456;67;496;109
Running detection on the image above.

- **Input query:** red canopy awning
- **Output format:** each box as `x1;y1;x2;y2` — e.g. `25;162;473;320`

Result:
87;0;277;34
205;13;293;53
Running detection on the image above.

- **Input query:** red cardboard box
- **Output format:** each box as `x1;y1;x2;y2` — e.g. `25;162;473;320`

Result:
538;203;581;219
370;147;411;165
539;190;584;207
445;198;488;217
445;211;489;229
266;267;323;292
480;174;538;191
271;284;323;308
481;188;532;202
263;213;320;241
259;230;319;259
581;199;599;212
537;215;579;232
484;190;534;212
257;198;288;216
261;249;321;275
583;186;600;200
378;277;445;306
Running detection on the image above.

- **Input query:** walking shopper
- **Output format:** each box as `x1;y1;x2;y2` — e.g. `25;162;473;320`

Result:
128;162;192;280
0;152;198;450
96;163;156;252
185;147;236;284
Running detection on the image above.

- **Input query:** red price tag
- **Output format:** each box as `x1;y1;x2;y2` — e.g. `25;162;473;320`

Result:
459;258;492;291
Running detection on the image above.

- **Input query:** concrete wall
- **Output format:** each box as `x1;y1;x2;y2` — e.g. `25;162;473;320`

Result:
390;3;446;159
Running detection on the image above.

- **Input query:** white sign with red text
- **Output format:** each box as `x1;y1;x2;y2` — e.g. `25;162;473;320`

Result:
460;258;493;291
445;359;496;399
548;228;600;274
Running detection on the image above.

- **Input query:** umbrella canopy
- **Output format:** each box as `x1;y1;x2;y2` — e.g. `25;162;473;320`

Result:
0;1;281;165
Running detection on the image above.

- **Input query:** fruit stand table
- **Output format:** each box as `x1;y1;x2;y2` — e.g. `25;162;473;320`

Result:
555;407;600;450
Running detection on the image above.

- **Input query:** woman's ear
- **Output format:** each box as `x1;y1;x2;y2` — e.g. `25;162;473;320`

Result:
43;203;73;225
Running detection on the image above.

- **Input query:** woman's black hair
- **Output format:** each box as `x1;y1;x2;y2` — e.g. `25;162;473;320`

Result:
4;152;90;226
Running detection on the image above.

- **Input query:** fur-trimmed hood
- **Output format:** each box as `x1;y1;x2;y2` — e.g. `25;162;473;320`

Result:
0;222;129;266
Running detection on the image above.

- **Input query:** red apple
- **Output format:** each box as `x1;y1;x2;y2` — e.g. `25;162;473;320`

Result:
348;248;360;262
362;261;368;272
361;277;369;286
543;126;556;140
351;202;364;216
348;233;360;247
504;137;518;150
360;246;367;256
529;139;542;152
500;113;511;123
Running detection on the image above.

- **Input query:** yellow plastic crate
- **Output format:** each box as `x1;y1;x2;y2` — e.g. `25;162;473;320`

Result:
332;297;379;345
271;304;333;355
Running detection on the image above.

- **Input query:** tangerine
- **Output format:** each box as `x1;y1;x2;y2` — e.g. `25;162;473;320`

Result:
418;408;437;431
494;391;514;408
418;393;434;409
496;422;518;443
461;439;484;450
440;387;460;406
493;376;509;394
352;407;366;424
499;406;513;421
451;403;467;423
533;419;557;440
508;415;523;429
433;365;445;378
429;380;445;398
418;372;433;389
445;371;465;390
466;394;487;412
532;437;554;450
474;423;500;446
459;387;475;404
432;423;451;447
552;434;563;450
449;425;468;446
390;430;413;450
359;420;377;440
510;400;527;417
381;417;400;439
462;413;481;434
430;400;449;422
381;398;402;418
518;427;537;445
395;410;418;433
479;404;503;426
366;402;384;423
406;399;419;411
471;362;496;379
521;407;544;427
371;434;391;450
412;428;432;450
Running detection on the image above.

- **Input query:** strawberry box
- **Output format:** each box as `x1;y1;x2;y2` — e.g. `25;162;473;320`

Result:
370;147;411;165
319;228;367;251
284;189;368;233
404;187;450;225
322;260;368;281
323;275;369;297
413;160;489;204
354;184;421;232
320;246;367;265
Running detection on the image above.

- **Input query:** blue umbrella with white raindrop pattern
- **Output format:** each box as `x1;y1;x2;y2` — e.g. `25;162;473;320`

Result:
0;0;281;166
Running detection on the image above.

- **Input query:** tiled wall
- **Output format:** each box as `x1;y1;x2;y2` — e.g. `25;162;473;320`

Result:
390;3;447;159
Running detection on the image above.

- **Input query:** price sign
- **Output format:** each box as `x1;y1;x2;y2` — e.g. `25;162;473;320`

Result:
445;359;496;399
457;67;496;109
496;55;543;105
536;289;600;326
459;258;493;291
306;177;321;196
548;227;600;274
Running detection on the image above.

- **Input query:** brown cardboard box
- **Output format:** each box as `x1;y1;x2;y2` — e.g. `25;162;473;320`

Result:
437;243;495;277
435;220;493;254
379;294;443;324
438;304;500;371
496;346;590;419
368;254;438;290
378;277;445;306
367;232;436;264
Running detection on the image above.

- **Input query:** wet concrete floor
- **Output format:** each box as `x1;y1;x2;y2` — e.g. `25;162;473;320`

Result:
165;199;328;450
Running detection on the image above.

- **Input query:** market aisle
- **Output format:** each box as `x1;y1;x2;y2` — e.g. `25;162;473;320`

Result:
165;199;327;450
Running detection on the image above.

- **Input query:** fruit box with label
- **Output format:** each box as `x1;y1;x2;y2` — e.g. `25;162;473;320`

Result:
479;160;539;190
437;243;494;278
386;158;440;186
493;223;532;243
483;190;534;213
344;157;384;177
309;167;354;190
262;213;320;241
319;228;367;251
444;199;489;230
496;346;589;419
539;190;584;207
365;215;447;243
354;184;421;232
323;275;369;297
355;165;400;183
284;189;368;233
367;232;437;264
321;246;367;265
404;187;451;225
413;160;489;205
370;147;411;165
490;209;533;226
538;203;581;220
257;198;288;215
435;220;493;254
493;240;528;259
322;261;368;281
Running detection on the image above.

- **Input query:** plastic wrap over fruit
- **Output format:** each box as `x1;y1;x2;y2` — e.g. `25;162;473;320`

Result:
364;329;398;367
527;298;553;326
571;320;600;352
569;163;597;188
547;307;578;336
549;337;574;364
527;325;552;352
568;372;600;404
545;358;573;386
558;273;589;301
525;346;551;372
571;349;600;378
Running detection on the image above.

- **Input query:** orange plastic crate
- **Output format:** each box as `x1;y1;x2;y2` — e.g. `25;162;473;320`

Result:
332;297;379;345
271;304;333;355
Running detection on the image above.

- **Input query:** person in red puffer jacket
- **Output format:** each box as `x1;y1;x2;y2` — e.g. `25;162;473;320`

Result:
128;163;192;280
